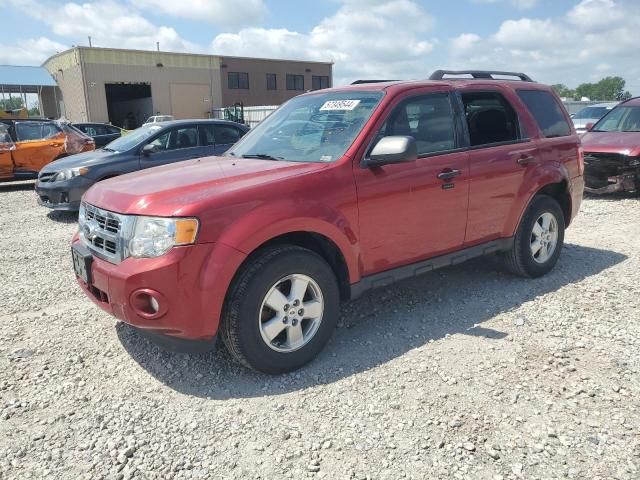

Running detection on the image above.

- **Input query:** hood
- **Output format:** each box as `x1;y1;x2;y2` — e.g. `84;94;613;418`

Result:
83;156;329;216
41;148;118;172
581;131;640;156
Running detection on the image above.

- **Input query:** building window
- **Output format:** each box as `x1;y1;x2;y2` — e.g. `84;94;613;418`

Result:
312;76;330;90
228;72;249;89
266;73;277;90
286;74;304;91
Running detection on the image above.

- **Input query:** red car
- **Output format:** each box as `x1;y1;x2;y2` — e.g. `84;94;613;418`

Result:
581;97;640;194
72;70;584;373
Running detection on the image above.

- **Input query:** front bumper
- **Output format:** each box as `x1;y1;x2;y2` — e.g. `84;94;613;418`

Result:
35;176;95;211
72;236;247;342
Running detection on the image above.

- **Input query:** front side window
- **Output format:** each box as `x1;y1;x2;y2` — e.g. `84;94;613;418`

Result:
286;74;304;91
149;127;198;151
380;93;456;155
228;91;384;162
517;90;572;138
593;105;640;132
461;91;521;146
15;122;61;142
229;72;249;89
312;76;330;91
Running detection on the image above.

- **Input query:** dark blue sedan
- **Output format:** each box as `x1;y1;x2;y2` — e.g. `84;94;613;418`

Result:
35;119;249;211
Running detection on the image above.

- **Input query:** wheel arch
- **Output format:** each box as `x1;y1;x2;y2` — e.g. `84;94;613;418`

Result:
504;165;573;237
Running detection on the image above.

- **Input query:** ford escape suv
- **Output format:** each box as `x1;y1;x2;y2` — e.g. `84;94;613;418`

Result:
72;70;584;374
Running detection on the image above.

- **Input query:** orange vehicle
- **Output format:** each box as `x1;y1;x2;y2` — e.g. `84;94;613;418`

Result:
0;119;95;181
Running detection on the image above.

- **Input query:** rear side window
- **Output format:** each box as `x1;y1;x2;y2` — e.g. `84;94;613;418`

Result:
460;91;520;147
517;90;572;138
214;125;243;144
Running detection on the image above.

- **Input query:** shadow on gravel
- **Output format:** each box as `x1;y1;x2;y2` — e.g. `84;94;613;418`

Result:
0;181;35;192
117;243;627;399
47;210;78;224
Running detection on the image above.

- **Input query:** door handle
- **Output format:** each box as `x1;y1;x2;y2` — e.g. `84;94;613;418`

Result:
437;169;461;181
517;155;535;165
49;142;63;147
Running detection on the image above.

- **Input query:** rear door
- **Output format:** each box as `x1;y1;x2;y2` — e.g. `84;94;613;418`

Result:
0;122;15;179
140;125;204;168
457;87;538;244
11;121;66;173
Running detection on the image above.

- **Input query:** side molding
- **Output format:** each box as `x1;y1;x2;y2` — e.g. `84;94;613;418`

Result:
350;237;514;299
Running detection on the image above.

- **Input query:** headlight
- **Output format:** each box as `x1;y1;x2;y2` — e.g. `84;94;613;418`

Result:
53;167;89;182
128;216;199;258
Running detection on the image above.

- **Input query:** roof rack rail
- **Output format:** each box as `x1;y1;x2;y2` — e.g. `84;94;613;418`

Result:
429;70;534;82
350;79;398;85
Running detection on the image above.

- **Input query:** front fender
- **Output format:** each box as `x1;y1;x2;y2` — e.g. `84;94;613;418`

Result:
502;161;570;237
215;199;360;283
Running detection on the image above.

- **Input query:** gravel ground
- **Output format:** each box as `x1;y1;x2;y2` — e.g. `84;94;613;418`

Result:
0;181;638;480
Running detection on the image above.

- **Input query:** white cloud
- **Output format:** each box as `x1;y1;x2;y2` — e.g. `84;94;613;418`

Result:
472;0;539;9
7;0;198;54
212;0;435;84
449;0;640;93
134;0;266;27
0;37;67;65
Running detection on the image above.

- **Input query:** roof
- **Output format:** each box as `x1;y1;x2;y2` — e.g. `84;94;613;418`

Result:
0;65;57;88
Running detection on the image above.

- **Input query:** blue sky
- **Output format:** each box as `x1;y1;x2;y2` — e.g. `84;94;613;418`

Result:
1;0;639;94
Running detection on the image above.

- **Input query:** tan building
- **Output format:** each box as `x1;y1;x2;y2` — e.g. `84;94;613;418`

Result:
43;47;332;128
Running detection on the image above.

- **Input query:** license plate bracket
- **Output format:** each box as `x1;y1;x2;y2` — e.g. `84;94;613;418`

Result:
72;243;93;285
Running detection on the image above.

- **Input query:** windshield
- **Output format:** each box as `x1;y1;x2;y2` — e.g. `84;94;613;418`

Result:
593;106;640;132
228;91;384;162
573;106;611;120
104;124;163;151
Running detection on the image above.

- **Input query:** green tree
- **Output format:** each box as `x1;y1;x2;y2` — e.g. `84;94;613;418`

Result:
0;97;24;111
551;84;576;99
575;76;632;101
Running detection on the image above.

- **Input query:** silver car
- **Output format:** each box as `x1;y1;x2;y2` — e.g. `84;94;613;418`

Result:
571;102;618;133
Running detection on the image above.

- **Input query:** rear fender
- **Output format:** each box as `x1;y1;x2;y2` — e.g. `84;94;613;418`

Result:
502;161;571;237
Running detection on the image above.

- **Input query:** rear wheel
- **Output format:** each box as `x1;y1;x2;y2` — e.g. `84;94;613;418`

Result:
220;245;340;374
502;195;565;278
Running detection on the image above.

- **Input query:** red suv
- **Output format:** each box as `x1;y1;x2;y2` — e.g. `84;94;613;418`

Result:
72;70;584;373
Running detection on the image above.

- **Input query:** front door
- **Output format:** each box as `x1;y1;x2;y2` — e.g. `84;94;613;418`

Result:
11;121;65;173
140;125;204;168
0;123;14;179
354;90;470;275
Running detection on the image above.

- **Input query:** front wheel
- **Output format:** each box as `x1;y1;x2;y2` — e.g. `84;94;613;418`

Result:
502;195;565;278
220;245;340;374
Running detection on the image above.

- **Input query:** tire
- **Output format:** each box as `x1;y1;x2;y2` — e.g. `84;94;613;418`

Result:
502;195;565;278
220;245;340;374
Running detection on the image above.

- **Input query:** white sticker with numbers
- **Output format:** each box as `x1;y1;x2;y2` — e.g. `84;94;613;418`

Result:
319;100;361;111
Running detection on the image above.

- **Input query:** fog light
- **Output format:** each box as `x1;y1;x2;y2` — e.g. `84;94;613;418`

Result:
130;289;167;319
149;296;159;313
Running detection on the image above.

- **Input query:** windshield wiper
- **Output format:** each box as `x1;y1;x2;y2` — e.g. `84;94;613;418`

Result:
102;147;116;152
241;153;284;160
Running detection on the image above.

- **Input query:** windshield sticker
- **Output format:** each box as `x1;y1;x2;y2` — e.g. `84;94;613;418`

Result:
320;100;361;111
320;155;333;162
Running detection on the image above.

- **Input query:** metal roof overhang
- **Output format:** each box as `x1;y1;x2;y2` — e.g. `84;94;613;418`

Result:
0;65;58;94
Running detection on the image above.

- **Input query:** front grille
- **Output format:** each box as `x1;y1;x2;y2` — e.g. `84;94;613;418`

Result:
80;203;132;263
38;172;56;182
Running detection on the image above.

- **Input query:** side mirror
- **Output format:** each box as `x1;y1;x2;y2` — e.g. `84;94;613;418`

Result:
142;143;157;156
585;122;595;132
363;136;417;167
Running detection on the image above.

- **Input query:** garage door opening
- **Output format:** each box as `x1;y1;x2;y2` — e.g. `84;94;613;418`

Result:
105;83;152;129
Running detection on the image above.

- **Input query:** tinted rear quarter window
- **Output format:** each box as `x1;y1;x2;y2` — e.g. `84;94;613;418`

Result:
517;90;572;138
